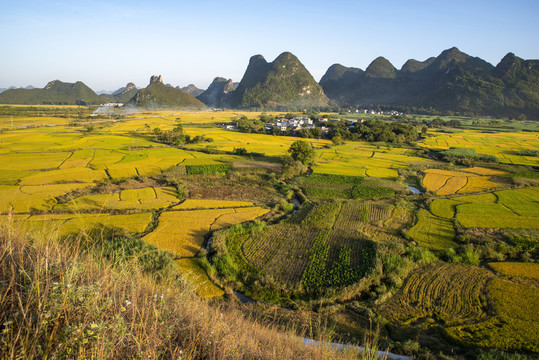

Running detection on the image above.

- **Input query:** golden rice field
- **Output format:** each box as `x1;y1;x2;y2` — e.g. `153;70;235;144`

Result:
173;199;254;210
422;168;500;195
447;278;539;353
4;212;152;238
175;258;224;298
380;263;493;327
420;130;539;166
143;207;269;257
55;186;179;211
312;144;434;178
489;262;539;280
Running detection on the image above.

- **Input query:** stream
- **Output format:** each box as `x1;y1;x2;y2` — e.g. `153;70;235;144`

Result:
407;185;421;194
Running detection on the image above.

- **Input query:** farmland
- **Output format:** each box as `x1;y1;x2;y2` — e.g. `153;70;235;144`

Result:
1;106;538;357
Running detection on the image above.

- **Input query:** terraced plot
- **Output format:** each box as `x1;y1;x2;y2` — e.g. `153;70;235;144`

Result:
408;209;457;250
380;263;493;326
447;278;539;353
420;130;539;166
55;186;180;211
144;206;269;258
489;262;539;280
422;168;499;195
8;212;152;237
175;258;224;298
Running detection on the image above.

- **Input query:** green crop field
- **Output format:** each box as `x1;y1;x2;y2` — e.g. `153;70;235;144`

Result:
407;209;457;250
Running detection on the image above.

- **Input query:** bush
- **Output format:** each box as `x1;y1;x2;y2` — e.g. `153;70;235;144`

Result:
185;163;233;175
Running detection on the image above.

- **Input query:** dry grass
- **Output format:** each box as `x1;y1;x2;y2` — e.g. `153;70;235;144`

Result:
0;225;366;359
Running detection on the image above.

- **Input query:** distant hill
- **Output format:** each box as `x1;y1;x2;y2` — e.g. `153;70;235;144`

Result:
98;83;139;103
0;80;101;105
196;77;234;107
180;84;204;97
126;76;205;109
320;47;539;117
229;51;328;109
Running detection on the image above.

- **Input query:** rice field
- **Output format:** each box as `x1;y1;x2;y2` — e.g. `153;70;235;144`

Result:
380;263;493;326
55;186;180;211
407;209;457;250
422;168;500;195
489;262;539;280
173;199;254;210
447;278;539;353
143;206;269;258
455;187;539;229
312;143;434;178
175;258;225;298
7;212;152;237
419;129;539;166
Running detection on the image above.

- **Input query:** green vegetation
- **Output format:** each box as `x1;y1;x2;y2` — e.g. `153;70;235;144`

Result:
230;52;328;109
127;77;206;109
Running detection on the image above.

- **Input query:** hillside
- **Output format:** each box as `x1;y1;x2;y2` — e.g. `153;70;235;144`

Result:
320;47;539;117
0;80;102;105
0;224;366;359
126;76;206;109
229;52;328;109
196;77;234;107
181;84;205;97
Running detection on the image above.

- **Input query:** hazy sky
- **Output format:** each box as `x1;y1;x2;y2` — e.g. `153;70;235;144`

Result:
1;0;538;91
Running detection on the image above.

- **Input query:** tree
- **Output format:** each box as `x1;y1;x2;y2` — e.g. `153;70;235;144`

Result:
288;140;315;165
332;135;343;145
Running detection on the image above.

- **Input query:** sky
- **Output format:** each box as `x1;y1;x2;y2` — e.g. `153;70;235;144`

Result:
1;0;538;91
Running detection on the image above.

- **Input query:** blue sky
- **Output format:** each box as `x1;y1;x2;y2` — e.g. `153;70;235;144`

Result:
1;0;538;91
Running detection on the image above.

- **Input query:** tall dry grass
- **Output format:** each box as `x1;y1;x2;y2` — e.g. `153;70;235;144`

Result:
0;224;367;359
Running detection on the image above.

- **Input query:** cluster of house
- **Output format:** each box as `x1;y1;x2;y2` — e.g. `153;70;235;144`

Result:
353;109;404;116
265;117;314;131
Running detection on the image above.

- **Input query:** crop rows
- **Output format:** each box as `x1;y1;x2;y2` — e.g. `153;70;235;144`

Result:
380;263;493;327
243;224;320;284
447;278;539;353
301;201;342;229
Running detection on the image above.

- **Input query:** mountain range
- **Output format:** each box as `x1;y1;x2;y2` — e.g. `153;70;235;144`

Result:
320;47;539;117
0;48;537;117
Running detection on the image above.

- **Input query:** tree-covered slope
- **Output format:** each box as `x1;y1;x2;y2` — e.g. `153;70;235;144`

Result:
126;76;205;109
0;80;102;105
319;47;539;117
229;52;328;109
